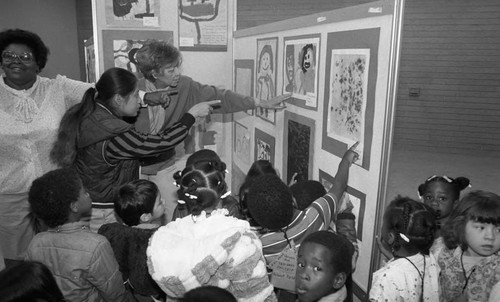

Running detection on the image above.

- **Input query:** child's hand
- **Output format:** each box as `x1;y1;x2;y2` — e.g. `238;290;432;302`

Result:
342;142;360;165
288;172;298;186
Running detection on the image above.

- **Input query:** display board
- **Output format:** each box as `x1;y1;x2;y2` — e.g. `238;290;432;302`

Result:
232;0;403;298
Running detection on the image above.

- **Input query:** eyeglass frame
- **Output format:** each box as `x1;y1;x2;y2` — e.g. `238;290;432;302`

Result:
1;51;35;64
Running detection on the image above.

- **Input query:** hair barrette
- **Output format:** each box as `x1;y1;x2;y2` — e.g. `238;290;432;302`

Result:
220;191;231;199
185;193;198;199
177;199;186;204
173;181;180;187
399;233;410;243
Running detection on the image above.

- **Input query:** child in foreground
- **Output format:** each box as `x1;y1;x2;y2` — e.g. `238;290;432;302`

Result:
438;190;500;302
295;231;354;302
25;168;132;301
98;179;166;301
370;196;439;302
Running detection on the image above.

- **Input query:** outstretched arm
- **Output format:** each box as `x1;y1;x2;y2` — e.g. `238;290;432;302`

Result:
329;142;359;205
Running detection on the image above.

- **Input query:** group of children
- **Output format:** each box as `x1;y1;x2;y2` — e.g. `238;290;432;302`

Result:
2;141;500;302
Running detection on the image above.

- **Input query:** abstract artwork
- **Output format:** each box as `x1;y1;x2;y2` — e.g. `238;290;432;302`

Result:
105;0;160;27
254;128;275;165
319;169;366;241
283;34;320;110
234;59;254;116
255;37;278;123
178;0;228;51
233;121;251;165
102;30;173;80
283;111;315;184
322;28;380;170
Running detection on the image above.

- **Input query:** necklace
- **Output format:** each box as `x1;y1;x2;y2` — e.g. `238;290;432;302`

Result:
401;255;426;302
460;250;477;294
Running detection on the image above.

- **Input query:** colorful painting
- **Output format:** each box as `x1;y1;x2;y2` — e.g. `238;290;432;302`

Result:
233;121;251;165
178;0;228;51
102;30;173;79
255;37;278;124
105;0;160;27
283;111;315;184
319;169;366;241
234;59;254;116
254;128;275;165
322;28;380;171
283;34;320;110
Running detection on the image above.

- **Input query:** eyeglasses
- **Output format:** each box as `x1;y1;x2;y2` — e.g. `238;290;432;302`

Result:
1;51;35;64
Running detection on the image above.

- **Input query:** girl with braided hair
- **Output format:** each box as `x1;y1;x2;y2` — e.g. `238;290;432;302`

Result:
370;196;439;302
147;158;276;301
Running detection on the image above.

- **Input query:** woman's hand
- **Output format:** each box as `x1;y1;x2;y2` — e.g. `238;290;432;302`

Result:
144;88;178;108
254;94;291;110
187;100;221;118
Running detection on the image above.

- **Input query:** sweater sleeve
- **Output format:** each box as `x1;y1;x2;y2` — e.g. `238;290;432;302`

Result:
105;113;195;160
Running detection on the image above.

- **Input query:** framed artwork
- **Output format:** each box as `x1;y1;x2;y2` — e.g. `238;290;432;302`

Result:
319;169;366;241
178;0;228;51
231;161;247;199
255;37;278;124
105;0;160;27
282;34;321;110
233;121;251;166
322;28;379;170
84;37;96;83
283;111;315;185
234;59;254;116
102;30;173;79
254;128;275;165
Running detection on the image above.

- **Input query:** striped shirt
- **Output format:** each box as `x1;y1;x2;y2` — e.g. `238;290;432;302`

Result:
260;193;337;265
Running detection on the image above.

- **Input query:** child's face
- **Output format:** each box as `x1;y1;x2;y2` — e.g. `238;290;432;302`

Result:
156;63;181;87
296;242;338;302
119;86;141;117
421;182;456;220
464;220;500;257
77;186;92;217
150;193;166;221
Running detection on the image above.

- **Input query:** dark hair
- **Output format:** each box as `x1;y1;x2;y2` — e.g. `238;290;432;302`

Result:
174;161;227;216
417;175;471;202
132;41;182;82
299;43;315;73
0;261;65;302
28;168;82;228
246;174;294;231
185;149;226;172
181;286;236;302
300;231;354;276
115;179;159;226
442;190;500;250
291;180;326;210
50;67;138;167
258;44;274;72
384;196;437;255
0;28;50;72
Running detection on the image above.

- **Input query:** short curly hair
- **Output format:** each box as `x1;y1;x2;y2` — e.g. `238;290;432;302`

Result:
115;179;159;226
246;174;294;231
132;41;181;82
28;168;81;228
290;180;326;210
0;28;50;72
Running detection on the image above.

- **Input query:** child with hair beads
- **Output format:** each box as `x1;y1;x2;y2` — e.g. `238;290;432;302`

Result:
438;190;500;302
147;160;276;301
370;196;439;302
25;168;132;301
172;149;242;221
296;231;354;302
98;179;166;302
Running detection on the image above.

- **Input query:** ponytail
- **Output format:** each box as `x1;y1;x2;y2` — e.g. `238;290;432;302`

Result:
50;87;97;167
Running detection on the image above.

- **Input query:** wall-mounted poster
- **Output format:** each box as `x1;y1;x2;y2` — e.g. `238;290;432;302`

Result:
105;0;160;27
178;0;228;51
231;161;246;199
233;121;251;166
322;28;379;171
254;128;275;165
102;30;173;79
283;34;320;110
283;111;315;185
319;169;366;241
255;37;278;124
234;59;254;116
84;37;96;83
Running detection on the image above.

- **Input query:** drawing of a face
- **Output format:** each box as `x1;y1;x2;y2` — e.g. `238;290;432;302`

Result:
258;45;273;75
303;48;313;70
301;44;315;73
261;52;270;72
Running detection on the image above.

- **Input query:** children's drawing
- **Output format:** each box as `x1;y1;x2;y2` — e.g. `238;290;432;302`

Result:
178;0;228;51
327;49;370;163
282;34;320;110
255;37;278;123
234;121;251;165
254;128;275;165
234;60;254;116
284;111;315;185
105;0;160;26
